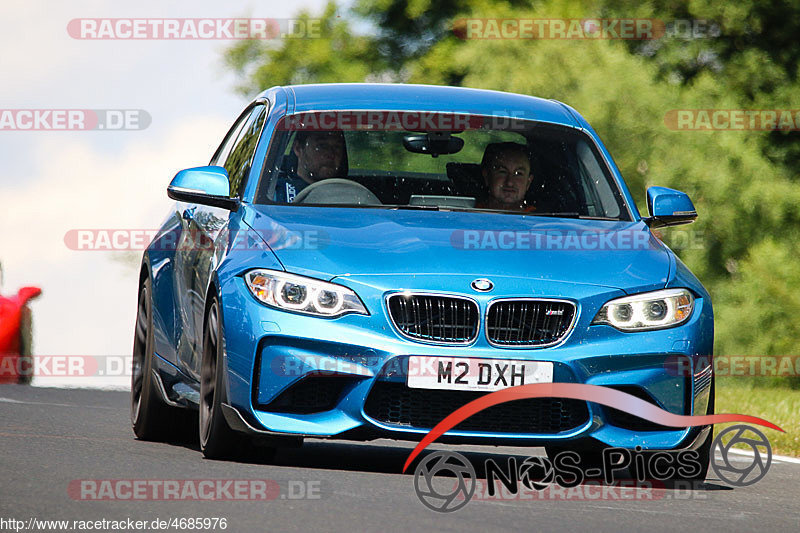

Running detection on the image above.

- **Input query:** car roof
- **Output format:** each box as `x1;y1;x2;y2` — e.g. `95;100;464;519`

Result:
259;83;580;128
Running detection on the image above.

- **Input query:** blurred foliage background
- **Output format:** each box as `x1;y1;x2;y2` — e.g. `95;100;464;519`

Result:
224;0;800;387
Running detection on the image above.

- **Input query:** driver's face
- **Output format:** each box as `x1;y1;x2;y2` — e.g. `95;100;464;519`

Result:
484;151;533;205
294;133;345;182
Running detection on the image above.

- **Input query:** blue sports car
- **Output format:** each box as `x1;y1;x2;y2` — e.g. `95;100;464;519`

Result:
131;83;714;479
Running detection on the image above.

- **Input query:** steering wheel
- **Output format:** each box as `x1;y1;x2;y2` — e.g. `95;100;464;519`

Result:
293;178;382;205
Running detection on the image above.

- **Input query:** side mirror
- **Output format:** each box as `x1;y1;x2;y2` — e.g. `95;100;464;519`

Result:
644;186;697;228
17;287;42;304
167;166;239;210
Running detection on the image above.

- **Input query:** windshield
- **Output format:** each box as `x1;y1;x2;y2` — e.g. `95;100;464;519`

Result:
254;111;629;220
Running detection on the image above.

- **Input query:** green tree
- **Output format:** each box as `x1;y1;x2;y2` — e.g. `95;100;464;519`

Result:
224;2;385;94
224;0;800;379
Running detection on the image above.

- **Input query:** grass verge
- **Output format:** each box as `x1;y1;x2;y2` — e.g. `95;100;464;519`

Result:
715;377;800;457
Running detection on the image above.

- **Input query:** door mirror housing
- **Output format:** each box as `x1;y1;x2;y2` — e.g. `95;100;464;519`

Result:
167;166;239;210
644;186;697;228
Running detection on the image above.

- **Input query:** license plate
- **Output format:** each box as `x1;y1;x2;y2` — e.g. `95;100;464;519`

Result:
407;356;553;392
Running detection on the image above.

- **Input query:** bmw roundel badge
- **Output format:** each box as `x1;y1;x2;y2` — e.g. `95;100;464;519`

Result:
470;278;494;292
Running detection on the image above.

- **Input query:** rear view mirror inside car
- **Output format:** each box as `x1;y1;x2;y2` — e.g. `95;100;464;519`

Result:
403;132;464;157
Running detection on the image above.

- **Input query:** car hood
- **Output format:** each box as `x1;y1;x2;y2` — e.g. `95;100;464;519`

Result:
244;205;670;292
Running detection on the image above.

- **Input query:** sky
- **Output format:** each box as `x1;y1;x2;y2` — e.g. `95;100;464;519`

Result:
0;0;331;388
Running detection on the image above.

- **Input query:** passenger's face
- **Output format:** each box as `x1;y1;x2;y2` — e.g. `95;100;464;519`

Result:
484;151;533;205
294;133;345;181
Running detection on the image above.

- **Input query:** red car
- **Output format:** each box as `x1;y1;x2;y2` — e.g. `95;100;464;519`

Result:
0;285;41;384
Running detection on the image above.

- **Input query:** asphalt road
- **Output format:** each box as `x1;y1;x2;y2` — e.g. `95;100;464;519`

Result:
0;385;798;533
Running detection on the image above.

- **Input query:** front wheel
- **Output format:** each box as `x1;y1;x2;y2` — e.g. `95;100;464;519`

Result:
199;298;267;460
678;377;715;483
545;442;607;481
131;278;174;440
643;377;714;483
17;306;33;385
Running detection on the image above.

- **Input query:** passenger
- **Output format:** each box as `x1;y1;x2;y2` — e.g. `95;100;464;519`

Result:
275;131;347;202
476;142;535;212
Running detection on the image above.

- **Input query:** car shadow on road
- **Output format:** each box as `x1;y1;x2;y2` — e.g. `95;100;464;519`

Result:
151;416;734;493
237;439;731;493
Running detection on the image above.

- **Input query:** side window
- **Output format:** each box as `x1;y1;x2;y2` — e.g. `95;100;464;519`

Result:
224;105;267;198
576;140;620;218
211;113;248;168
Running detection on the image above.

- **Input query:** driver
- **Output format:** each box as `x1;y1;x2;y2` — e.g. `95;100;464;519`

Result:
476;142;535;212
275;131;347;203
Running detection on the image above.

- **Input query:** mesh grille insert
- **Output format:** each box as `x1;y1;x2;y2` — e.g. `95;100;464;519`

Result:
261;375;352;414
486;299;575;346
364;381;590;434
387;294;479;344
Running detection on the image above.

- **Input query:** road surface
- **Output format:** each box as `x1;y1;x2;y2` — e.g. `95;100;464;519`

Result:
0;385;797;532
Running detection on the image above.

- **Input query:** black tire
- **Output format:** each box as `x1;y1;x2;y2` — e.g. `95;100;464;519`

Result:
640;377;714;483
683;427;712;483
625;378;716;483
546;378;715;484
17;306;33;385
130;278;173;440
199;298;260;460
681;376;715;482
545;442;607;480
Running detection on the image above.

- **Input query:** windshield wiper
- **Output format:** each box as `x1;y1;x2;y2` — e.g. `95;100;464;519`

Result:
528;212;581;217
360;206;618;219
387;205;441;211
530;212;619;220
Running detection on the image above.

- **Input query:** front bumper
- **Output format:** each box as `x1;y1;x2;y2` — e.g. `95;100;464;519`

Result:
219;273;714;451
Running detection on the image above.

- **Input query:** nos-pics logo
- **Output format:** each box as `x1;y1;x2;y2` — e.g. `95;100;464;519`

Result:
413;425;773;512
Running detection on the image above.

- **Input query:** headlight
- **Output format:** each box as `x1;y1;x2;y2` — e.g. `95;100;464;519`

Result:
245;269;368;318
592;288;694;331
